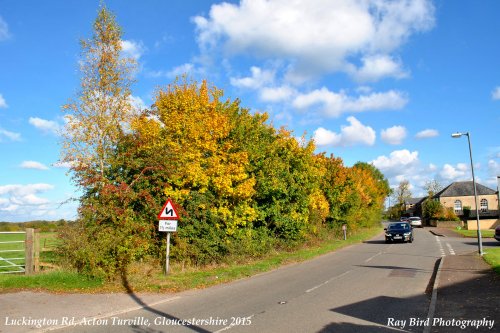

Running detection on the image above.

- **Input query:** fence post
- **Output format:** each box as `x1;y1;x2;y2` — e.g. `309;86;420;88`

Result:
25;228;34;275
34;229;40;273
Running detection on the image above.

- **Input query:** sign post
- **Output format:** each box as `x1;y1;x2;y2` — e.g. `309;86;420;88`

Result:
158;199;179;275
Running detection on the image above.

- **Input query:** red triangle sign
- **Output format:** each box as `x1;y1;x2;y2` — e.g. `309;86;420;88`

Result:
158;199;179;220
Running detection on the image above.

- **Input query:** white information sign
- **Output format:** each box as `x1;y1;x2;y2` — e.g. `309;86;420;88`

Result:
159;220;178;232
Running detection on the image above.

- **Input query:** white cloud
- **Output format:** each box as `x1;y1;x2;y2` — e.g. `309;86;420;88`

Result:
0;16;10;41
129;95;148;112
147;63;201;79
121;40;145;60
0;128;21;141
0;94;7;108
381;125;407;145
492;87;500;100
194;0;434;81
415;129;439;139
439;163;468;181
371;149;419;176
313;116;375;147
259;86;295;102
29;117;62;135
169;63;195;77
0;183;54;216
20;161;49;170
293;87;407;117
351;55;409;82
52;161;74;169
0;183;54;196
230;66;275;89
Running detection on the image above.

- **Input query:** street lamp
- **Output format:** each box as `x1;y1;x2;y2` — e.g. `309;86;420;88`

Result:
451;132;483;255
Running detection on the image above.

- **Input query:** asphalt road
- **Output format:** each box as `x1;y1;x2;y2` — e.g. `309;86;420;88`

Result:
54;227;452;333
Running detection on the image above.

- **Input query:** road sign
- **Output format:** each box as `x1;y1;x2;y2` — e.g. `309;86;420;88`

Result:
158;198;179;220
159;220;178;232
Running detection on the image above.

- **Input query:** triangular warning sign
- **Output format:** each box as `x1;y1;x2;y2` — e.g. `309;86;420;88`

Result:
158;198;179;220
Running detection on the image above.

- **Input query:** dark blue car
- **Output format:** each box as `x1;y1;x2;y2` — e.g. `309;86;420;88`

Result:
385;222;414;243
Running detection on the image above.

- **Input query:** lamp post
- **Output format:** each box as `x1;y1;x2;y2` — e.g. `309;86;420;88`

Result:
451;132;483;255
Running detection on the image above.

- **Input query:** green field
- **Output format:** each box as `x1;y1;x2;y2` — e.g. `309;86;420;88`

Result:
0;232;59;274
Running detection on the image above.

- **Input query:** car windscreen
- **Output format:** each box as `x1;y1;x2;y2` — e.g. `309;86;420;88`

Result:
388;224;410;231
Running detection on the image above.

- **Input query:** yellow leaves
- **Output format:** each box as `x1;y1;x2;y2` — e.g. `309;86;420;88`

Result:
308;189;330;222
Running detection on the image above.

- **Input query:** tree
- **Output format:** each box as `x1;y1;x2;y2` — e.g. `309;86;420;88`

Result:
61;5;136;187
391;180;412;217
59;5;147;279
424;179;443;197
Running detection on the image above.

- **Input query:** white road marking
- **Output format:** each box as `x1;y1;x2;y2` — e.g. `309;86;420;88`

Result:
446;242;456;255
365;251;384;263
305;270;353;293
435;236;445;257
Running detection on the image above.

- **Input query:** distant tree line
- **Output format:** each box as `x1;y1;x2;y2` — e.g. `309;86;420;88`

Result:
0;220;74;232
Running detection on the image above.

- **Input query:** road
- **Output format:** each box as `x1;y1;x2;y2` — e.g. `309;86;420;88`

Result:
52;226;462;333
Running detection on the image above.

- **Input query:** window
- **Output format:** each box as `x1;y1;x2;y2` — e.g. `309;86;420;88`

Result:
454;200;462;214
480;199;488;212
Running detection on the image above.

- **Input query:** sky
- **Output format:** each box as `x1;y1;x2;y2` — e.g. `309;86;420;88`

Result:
0;0;499;222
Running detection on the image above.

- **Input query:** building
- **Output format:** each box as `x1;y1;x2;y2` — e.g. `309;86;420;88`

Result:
433;181;499;230
403;197;426;217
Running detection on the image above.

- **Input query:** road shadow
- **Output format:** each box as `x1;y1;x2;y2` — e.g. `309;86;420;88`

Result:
463;240;499;247
121;270;211;333
362;240;387;244
318;321;398;332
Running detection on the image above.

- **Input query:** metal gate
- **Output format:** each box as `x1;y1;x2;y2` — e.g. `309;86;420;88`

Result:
0;231;26;274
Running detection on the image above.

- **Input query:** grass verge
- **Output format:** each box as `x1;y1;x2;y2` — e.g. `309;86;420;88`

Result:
0;226;382;293
454;229;494;238
483;248;500;274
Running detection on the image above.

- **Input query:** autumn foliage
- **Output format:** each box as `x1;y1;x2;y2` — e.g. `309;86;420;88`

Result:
59;7;390;279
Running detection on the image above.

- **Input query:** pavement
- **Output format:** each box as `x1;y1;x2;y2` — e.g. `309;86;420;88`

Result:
0;228;499;333
426;227;499;332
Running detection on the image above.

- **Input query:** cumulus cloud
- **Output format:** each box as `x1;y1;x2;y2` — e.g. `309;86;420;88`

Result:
0;94;7;108
439;163;469;181
0;16;10;41
293;87;407;117
0;183;54;211
350;55;409;82
0;128;21;142
28;117;62;135
194;0;435;81
121;40;146;60
491;87;500;100
259;86;295;103
313;116;376;147
20;161;49;170
415;129;439;139
371;149;419;177
230;66;275;89
129;95;148;112
381;125;407;145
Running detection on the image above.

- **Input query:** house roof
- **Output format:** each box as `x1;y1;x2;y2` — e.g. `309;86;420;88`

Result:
405;197;426;205
434;181;496;198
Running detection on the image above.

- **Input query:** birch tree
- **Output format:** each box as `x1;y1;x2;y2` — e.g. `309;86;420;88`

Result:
61;5;136;188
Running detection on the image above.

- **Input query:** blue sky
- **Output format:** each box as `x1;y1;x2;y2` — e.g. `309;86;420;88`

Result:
0;0;499;222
